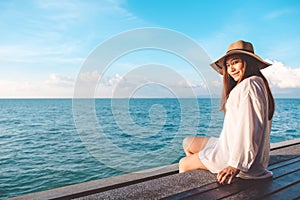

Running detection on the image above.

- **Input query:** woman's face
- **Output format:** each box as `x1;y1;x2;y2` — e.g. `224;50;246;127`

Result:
225;55;246;82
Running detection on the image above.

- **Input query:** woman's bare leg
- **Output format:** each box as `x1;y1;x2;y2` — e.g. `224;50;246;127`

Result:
179;136;210;173
179;153;208;173
182;136;210;156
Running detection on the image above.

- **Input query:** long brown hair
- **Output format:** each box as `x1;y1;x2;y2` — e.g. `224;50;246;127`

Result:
220;54;275;120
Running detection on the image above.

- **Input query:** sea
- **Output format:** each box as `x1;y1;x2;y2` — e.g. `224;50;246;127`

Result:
0;98;299;199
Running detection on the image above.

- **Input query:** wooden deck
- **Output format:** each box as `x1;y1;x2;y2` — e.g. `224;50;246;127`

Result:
9;138;300;200
165;156;300;199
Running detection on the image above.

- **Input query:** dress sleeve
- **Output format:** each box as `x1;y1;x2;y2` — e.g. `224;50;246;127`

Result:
227;86;265;172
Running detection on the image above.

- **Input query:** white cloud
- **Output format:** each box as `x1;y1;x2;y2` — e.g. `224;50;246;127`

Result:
262;59;300;88
176;80;206;89
103;74;124;87
0;74;75;98
45;73;74;87
94;73;210;98
78;71;101;82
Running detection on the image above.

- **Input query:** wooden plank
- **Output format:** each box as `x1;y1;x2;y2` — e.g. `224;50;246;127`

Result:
164;157;300;200
184;179;263;200
224;169;300;200
263;182;300;200
268;156;300;170
269;143;300;170
270;138;300;151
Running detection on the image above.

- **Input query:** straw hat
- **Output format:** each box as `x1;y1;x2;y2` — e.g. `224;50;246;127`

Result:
210;40;271;75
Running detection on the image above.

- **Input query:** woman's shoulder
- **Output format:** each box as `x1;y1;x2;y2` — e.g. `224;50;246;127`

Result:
242;76;264;88
236;76;266;98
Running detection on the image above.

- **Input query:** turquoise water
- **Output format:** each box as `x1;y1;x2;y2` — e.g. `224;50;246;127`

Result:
0;98;299;199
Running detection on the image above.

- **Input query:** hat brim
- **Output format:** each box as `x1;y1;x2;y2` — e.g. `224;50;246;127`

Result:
210;49;271;75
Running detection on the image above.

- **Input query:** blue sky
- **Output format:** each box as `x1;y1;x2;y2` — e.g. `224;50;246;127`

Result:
0;0;300;98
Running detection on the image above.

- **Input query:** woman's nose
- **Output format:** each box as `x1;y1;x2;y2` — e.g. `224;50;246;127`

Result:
229;66;235;72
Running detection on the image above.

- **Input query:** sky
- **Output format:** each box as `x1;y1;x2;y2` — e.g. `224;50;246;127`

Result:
0;0;300;98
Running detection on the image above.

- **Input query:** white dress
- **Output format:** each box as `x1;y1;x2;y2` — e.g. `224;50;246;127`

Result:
199;76;273;179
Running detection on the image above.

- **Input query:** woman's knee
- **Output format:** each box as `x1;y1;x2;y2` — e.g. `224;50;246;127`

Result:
179;154;207;173
182;136;194;151
179;157;188;173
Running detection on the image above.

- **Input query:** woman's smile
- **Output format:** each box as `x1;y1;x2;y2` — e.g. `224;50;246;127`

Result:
231;72;240;79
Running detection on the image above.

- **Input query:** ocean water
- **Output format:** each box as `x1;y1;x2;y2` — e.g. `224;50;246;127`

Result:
0;98;299;199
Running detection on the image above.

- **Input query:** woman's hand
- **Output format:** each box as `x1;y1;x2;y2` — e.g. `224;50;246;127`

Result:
217;166;240;184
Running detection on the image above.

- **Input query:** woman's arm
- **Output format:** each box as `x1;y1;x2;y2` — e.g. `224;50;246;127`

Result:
219;79;267;184
229;85;266;170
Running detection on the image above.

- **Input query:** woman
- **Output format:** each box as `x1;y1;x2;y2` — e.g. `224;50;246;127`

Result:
179;40;275;184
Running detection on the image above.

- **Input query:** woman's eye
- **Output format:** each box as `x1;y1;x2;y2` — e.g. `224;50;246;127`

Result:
232;60;239;65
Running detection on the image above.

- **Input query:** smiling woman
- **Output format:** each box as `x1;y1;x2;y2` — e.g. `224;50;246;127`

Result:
179;40;275;184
